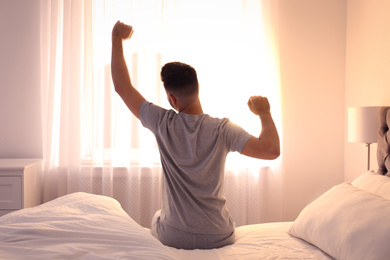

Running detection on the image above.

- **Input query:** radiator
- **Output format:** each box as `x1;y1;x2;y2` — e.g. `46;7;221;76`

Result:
80;166;162;228
80;165;269;228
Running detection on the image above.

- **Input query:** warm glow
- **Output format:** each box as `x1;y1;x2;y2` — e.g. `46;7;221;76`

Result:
84;0;281;170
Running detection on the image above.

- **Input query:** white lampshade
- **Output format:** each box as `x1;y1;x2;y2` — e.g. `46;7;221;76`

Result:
348;106;380;144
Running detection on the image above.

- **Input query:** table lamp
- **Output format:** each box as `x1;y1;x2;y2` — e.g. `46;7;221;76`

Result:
348;106;380;171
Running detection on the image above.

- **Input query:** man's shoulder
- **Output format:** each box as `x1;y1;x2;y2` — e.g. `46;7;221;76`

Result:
196;115;242;135
141;101;176;117
201;113;230;123
206;115;236;127
140;101;177;130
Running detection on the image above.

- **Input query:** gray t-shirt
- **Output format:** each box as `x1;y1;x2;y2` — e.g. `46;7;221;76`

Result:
140;101;252;234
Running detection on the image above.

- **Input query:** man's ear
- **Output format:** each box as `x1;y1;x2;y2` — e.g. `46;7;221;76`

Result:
168;93;177;106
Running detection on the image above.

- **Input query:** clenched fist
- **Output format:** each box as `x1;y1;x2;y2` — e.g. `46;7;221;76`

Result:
247;96;271;116
112;21;134;41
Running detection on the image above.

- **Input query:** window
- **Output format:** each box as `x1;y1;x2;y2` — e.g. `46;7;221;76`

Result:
48;0;280;169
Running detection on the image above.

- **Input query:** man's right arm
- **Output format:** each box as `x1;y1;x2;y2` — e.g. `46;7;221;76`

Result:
241;96;280;160
111;21;145;119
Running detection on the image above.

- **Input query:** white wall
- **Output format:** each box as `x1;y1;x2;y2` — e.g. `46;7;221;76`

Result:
345;0;390;181
0;0;42;158
279;0;346;220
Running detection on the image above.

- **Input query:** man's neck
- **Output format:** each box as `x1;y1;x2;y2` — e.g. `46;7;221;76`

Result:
179;98;203;115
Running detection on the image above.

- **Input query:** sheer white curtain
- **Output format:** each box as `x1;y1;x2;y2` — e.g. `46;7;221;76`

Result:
40;0;282;227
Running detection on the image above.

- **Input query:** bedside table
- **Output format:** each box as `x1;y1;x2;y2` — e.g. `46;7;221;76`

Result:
0;159;44;217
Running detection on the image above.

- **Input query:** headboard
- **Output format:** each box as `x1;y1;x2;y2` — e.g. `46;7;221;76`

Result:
377;107;390;175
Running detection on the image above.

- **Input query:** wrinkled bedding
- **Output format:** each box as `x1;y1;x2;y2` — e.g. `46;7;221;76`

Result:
170;222;332;260
0;192;331;260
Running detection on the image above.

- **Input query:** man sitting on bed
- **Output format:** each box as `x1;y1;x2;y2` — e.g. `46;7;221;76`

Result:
111;21;280;250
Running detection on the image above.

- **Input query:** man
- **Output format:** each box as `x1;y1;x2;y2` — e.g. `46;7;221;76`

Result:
111;21;280;249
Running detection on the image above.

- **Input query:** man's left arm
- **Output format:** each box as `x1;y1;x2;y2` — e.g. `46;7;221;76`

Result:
111;21;145;119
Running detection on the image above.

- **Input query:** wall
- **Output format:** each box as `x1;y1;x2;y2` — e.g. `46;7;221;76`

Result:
345;0;390;181
0;0;42;158
278;0;346;220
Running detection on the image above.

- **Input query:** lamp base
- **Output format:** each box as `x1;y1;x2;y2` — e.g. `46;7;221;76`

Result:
366;143;372;171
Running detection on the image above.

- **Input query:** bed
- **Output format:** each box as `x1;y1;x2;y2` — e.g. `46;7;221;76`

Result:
1;106;389;260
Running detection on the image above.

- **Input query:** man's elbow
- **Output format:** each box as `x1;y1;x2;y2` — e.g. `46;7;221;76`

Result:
268;147;280;160
263;144;280;160
252;146;280;160
113;84;124;97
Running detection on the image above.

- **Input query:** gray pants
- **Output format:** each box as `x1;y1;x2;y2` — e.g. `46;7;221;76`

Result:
151;210;235;250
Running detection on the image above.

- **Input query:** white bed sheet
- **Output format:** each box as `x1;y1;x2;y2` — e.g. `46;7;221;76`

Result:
0;192;332;260
169;222;333;260
0;192;176;260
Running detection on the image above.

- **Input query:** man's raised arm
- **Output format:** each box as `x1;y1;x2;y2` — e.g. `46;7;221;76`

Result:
111;21;145;119
241;96;280;160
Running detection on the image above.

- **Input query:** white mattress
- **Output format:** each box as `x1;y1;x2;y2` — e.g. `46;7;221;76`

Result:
0;192;332;260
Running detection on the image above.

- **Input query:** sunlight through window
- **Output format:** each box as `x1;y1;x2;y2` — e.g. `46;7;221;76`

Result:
82;0;281;170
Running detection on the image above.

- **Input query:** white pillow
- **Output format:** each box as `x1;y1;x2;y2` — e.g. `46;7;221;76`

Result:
352;170;390;200
288;182;390;260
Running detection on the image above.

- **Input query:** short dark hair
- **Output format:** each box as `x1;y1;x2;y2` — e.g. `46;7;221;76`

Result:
160;62;199;97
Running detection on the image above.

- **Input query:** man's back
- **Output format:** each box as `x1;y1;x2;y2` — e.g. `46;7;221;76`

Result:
140;101;252;234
